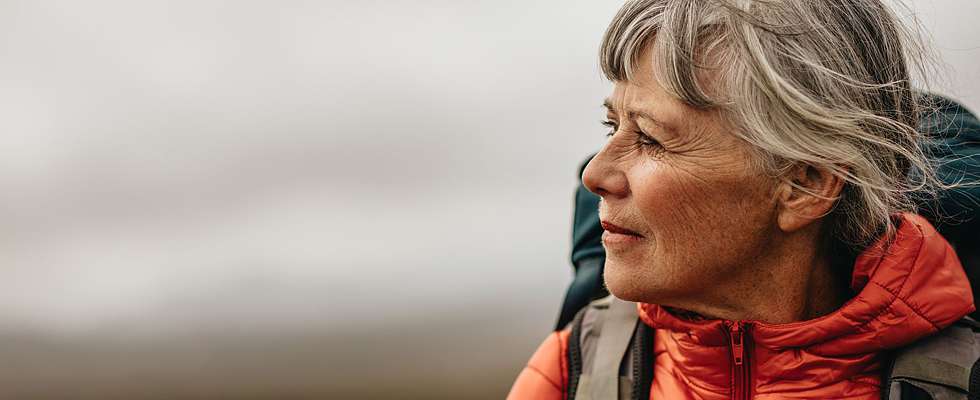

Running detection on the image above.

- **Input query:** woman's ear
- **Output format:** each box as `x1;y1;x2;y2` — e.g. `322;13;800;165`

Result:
775;164;845;233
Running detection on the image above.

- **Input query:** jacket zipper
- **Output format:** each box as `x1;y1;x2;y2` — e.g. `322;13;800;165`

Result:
728;322;752;400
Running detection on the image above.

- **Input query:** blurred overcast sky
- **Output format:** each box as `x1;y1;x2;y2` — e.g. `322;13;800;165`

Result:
0;1;976;398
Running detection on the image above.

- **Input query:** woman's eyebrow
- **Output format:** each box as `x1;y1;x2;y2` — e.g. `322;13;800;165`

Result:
629;109;666;128
604;98;668;129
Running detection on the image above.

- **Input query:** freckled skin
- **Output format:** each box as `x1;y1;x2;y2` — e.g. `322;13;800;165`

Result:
583;51;847;323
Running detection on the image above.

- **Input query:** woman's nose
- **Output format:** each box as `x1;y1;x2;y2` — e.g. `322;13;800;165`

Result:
582;147;629;199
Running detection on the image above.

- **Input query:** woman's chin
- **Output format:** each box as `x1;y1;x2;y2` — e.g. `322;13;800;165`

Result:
603;259;680;304
602;261;650;302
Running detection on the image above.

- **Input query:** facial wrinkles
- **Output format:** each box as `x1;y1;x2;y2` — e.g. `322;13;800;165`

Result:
600;86;660;237
633;110;726;196
606;133;647;161
638;110;771;285
624;87;718;164
605;89;653;166
612;87;714;239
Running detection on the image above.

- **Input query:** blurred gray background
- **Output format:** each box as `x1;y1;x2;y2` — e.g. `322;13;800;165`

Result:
0;1;975;399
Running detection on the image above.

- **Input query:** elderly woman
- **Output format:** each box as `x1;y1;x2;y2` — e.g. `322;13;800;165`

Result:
508;1;977;399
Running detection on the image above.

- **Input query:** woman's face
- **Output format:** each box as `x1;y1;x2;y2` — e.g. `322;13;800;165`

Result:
582;55;781;307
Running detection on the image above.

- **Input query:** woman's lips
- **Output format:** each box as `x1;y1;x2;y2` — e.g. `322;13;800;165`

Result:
600;221;645;246
601;221;643;236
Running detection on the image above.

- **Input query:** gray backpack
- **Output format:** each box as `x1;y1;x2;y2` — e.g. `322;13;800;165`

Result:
565;295;980;400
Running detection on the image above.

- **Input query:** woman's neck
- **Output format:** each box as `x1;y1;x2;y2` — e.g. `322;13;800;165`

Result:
667;228;853;324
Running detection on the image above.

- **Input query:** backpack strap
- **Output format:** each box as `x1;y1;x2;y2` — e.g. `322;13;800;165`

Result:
970;357;980;400
629;315;655;400
566;301;587;400
566;295;654;400
590;297;641;399
885;318;980;399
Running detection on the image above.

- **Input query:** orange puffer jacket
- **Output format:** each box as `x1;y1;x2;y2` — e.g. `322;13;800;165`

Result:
508;213;975;399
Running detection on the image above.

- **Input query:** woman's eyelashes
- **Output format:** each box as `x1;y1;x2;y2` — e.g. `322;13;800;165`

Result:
602;120;663;151
601;120;618;137
636;130;661;148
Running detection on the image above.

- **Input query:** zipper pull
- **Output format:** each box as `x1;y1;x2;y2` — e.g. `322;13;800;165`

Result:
730;323;744;366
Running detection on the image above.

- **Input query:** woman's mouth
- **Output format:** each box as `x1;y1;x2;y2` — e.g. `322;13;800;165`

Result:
600;221;645;246
601;221;642;236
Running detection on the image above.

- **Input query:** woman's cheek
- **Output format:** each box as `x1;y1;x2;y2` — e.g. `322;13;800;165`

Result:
632;164;714;226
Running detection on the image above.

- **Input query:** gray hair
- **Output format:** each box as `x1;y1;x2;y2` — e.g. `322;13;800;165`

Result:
600;0;945;248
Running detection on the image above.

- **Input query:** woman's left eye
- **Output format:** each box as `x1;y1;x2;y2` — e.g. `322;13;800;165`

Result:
602;120;662;152
636;131;660;147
